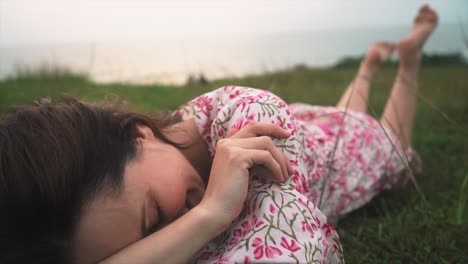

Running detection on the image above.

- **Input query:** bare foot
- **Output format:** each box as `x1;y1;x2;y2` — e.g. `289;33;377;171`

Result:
398;4;439;69
360;41;397;76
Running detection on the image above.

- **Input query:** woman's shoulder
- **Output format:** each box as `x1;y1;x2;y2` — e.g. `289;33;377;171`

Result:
200;85;282;102
177;86;286;120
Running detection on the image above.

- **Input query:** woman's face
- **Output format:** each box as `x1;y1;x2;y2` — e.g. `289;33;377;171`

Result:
73;125;206;263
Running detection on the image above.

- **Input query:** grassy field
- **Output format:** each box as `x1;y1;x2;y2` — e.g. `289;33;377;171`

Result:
0;64;467;263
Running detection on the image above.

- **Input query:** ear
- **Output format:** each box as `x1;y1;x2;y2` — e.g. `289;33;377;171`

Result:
132;124;155;142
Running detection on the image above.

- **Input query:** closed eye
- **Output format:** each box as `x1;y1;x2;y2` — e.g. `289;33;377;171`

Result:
144;200;161;237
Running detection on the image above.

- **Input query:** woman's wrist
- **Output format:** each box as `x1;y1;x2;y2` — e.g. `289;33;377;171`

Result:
193;202;233;234
100;204;230;264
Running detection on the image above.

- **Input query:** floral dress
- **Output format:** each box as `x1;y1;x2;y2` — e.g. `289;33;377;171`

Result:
176;86;421;263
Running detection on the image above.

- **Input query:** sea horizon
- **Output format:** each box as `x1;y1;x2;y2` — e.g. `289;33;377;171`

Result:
1;23;466;85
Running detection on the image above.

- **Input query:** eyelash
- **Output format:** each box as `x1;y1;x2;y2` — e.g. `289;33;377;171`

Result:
146;201;161;236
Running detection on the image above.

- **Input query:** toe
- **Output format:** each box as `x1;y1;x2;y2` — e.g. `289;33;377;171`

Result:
420;4;431;12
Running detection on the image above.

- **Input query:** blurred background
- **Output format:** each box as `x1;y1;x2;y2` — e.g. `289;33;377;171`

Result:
1;1;467;262
0;0;466;84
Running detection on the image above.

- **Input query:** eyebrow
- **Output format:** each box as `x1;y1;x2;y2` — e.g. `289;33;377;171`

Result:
140;201;146;237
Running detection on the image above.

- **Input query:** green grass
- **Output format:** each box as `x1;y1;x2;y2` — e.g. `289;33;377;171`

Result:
0;64;467;263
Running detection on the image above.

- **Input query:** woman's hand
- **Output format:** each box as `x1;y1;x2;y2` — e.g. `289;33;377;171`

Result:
197;122;293;228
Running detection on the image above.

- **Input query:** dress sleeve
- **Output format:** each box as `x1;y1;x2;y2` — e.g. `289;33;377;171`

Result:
180;86;344;263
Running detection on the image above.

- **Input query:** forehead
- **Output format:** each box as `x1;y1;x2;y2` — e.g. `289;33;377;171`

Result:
73;184;145;263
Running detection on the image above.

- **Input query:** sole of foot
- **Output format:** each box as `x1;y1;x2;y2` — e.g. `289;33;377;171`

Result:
398;4;439;68
361;42;397;76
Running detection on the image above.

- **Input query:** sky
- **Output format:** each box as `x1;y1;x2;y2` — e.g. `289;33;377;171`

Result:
0;0;467;44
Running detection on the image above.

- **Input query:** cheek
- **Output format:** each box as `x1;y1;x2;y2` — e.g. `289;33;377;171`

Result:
152;170;188;219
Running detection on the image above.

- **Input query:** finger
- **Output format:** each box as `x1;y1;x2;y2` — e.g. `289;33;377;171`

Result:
226;128;239;138
232;122;290;139
245;149;284;182
227;136;288;179
283;153;294;175
271;142;289;179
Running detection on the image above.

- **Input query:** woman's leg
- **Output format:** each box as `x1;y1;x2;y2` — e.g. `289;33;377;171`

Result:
380;4;438;148
336;42;396;113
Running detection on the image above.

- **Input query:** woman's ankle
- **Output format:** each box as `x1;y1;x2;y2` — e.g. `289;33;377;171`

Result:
357;64;375;81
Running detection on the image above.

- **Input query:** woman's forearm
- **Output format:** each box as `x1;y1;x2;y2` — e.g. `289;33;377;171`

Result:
100;206;226;264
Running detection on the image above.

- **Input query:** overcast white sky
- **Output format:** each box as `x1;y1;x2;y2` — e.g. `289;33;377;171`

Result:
0;0;466;44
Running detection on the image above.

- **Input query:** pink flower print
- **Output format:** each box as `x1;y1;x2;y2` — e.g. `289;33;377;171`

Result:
298;198;307;207
312;215;321;226
233;117;253;130
275;116;284;127
236;100;247;112
322;223;336;237
193;95;213;114
269;203;276;214
241;221;252;234
246;95;256;103
252;238;264;259
245;113;255;123
355;186;367;198
251;214;265;228
311;223;318;231
311;190;319;205
280;237;301;252
322;236;330;257
301;175;310;193
252;237;282;259
217;128;224;137
295;184;302;193
265;246;283;258
229;90;242;99
333;236;342;250
335;199;347;214
244;256;251;264
307;112;317;119
292;175;300;185
331;113;344;125
286;122;296;134
253;247;263;259
214;255;230;264
229;236;239;246
201;120;213;135
301;221;315;238
252;237;263;247
362;131;373;146
306;137;315;148
233;228;243;238
236;96;255;112
278;101;286;108
229;227;246;246
256;92;266;99
312;166;326;182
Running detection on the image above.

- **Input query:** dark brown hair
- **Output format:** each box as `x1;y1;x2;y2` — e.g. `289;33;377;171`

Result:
0;97;183;264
